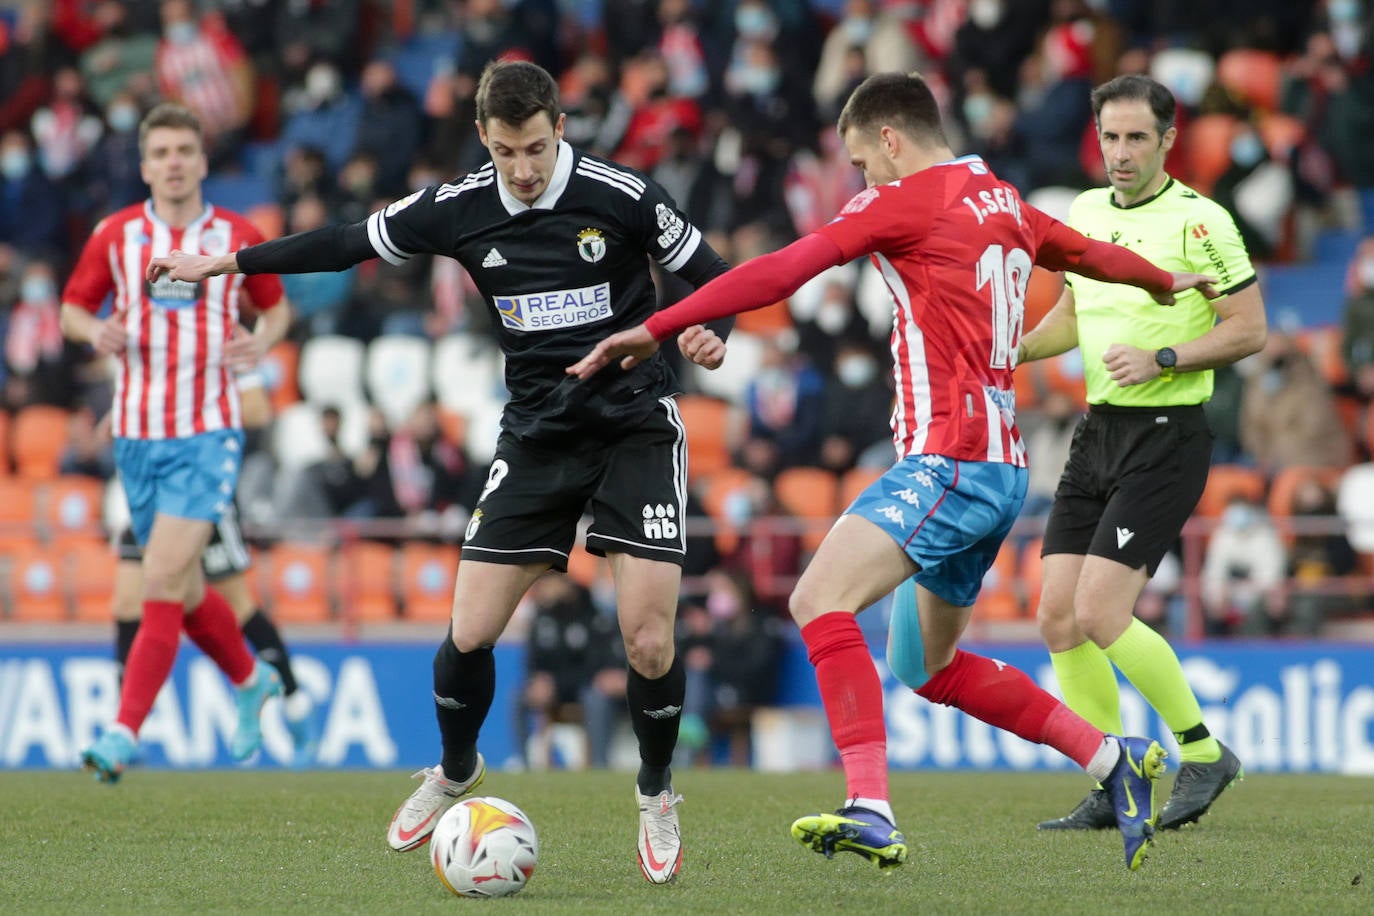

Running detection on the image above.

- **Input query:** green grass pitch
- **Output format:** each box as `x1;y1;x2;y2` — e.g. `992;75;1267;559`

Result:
2;769;1368;914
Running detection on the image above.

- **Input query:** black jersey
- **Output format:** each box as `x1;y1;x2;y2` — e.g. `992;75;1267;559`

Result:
366;141;716;442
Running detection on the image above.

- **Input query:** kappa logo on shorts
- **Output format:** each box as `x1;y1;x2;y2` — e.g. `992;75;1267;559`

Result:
642;504;678;540
893;487;921;509
877;505;906;527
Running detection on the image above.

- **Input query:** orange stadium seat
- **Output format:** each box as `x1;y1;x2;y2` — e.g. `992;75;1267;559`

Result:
675;395;734;483
700;465;756;555
265;542;332;624
245;202;285;241
773;467;839;552
67;540;119;623
1268;466;1344;518
262;340;301;412
7;544;68;622
11;405;70;480
1217;48;1282;113
399;542;459;622
0;408;10;475
838;465;884;511
972;541;1021;621
1181;113;1239;196
1196;464;1267;518
1258;112;1307;163
44;475;106;549
338;540;398;623
565;545;608;589
0;477;39;552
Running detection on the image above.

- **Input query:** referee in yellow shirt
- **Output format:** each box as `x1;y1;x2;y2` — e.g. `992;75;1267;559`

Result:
1020;75;1267;832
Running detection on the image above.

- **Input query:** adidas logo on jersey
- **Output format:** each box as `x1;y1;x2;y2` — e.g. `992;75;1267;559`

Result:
482;248;507;268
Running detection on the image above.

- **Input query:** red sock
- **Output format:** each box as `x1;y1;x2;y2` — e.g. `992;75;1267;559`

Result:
800;612;888;801
183;587;255;685
115;600;183;735
916;650;1104;768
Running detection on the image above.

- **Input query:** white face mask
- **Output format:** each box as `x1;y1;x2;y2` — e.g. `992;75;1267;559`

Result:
836;355;877;387
108;104;139;133
21;277;54;302
0;149;30;180
1359;258;1374;290
165;21;197;44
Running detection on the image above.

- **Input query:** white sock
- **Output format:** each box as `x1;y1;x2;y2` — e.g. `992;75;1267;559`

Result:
849;797;895;823
283;689;313;722
1085;737;1121;784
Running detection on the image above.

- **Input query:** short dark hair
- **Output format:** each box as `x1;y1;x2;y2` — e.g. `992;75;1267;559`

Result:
475;60;561;129
1090;75;1176;137
836;71;947;147
138;102;202;156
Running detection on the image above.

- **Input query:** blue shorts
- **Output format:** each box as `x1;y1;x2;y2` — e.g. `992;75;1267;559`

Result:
845;455;1028;607
114;430;245;545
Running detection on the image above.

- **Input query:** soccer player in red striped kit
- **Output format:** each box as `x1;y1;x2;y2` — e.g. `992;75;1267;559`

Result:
570;72;1223;871
61;103;291;782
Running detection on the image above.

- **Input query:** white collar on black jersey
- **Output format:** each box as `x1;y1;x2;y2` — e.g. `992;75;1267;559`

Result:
495;139;574;215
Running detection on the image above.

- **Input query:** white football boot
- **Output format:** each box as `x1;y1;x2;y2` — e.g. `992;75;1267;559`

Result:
636;787;684;884
386;754;486;852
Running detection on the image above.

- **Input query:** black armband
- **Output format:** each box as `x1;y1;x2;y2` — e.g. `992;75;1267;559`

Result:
236;222;376;275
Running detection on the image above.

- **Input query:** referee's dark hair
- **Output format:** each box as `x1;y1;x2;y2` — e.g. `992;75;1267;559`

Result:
475;60;561;130
836;71;949;149
1091;74;1176;139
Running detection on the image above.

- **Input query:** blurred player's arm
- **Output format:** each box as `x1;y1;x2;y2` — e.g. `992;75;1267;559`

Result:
147;221;378;281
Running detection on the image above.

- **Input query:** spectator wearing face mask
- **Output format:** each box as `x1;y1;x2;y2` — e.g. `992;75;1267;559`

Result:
4;259;83;408
78;1;159;109
1340;237;1374;401
818;338;892;474
0;130;66;261
85;90;145;216
813;0;922;121
351;59;423;198
154;0;255;167
281;60;362;174
1240;328;1353;474
1201;496;1287;637
738;331;826;477
1211;122;1295;261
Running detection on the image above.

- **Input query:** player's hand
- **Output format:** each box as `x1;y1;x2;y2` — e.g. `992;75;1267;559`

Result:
566;324;659;379
224;323;265;371
677;324;726;370
94;308;128;356
1152;271;1220;305
146;249;222;284
1102;342;1160;386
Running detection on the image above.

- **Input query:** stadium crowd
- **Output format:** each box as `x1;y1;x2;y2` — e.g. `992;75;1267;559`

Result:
2;0;1374;762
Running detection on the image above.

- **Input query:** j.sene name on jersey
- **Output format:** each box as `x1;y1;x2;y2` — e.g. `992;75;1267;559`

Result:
495;282;611;331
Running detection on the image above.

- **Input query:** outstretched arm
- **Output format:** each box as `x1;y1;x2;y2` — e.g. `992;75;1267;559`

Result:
147;222;377;283
567;233;845;379
1037;219;1219;304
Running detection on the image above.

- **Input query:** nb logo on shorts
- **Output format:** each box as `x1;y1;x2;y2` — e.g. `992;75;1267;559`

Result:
642;504;678;540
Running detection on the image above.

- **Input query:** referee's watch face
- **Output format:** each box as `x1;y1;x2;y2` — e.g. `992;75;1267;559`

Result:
478;111;566;206
1097;98;1176;207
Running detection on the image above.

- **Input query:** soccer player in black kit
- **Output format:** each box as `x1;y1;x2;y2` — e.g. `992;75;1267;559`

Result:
148;60;732;884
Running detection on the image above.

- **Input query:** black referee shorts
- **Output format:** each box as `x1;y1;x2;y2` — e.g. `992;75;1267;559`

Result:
461;397;688;569
115;505;253;582
1041;403;1212;576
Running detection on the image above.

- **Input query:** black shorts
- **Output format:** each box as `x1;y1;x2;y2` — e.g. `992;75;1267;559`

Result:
1042;403;1212;576
462;397;688;569
116;505;253;582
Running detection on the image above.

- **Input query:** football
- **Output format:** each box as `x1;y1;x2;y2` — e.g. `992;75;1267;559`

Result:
430;797;539;898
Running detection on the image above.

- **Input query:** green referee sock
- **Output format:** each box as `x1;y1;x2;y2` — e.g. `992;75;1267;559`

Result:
1104;619;1221;764
1049;640;1123;735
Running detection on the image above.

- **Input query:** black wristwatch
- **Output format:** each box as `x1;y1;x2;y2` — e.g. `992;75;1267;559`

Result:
1155;346;1177;379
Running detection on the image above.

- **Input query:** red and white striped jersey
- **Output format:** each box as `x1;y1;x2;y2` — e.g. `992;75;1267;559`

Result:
62;202;284;440
817;155;1081;467
155;19;248;138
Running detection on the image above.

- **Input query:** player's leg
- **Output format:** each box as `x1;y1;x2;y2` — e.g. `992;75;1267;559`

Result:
1034;415;1129;830
586;398;690;883
387;557;545;851
111;529;145;683
906;582;1165;870
785;511;914;868
1079;407;1241;830
207;507;320;766
607;553;686;883
389;433;573;852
